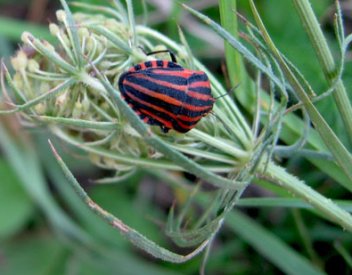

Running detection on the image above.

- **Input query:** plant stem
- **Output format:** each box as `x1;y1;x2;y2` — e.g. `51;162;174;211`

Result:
292;0;352;146
219;0;255;141
292;209;323;268
219;0;240;88
49;140;211;263
249;0;352;184
181;4;351;188
261;161;352;232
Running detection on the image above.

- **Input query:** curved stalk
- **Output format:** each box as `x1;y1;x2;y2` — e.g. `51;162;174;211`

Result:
249;0;352;184
261;162;352;232
49;140;216;263
292;0;352;146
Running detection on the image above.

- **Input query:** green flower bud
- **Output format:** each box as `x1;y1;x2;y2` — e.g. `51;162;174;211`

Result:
56;10;66;22
11;51;28;71
40;82;51;94
28;59;40;72
34;102;47;114
89;153;100;166
85;36;95;53
21;32;33;44
78;27;90;40
12;73;24;90
72;100;83;119
81;93;90;113
55;91;68;107
49;23;60;36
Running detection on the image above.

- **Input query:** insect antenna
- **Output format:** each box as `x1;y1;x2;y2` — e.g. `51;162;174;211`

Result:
213;83;240;100
206;83;241;134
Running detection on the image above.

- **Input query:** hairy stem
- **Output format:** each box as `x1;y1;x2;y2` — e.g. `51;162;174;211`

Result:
261;161;352;232
292;0;352;146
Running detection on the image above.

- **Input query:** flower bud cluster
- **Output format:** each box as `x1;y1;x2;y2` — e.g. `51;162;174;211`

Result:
3;3;253;180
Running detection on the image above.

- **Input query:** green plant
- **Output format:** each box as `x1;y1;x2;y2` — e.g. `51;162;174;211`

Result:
0;0;351;273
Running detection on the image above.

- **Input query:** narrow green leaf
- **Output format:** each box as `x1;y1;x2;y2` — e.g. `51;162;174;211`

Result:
0;159;34;239
334;241;352;268
0;124;92;245
182;4;284;90
52;127;235;174
0;235;67;275
0;16;52;42
264;162;352;232
249;0;352;184
49;139;210;263
293;0;352;144
183;1;352;189
238;197;352;212
219;0;252;96
227;210;324;275
36;116;119;130
153;170;325;274
0;36;13;57
89;25;132;53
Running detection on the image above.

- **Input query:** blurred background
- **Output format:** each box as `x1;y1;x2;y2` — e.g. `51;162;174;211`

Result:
0;0;351;274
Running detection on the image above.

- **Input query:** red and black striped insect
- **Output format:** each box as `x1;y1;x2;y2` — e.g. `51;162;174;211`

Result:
118;50;215;133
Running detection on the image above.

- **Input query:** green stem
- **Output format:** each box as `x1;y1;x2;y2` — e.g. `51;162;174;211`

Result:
25;33;77;74
219;0;255;143
36;116;119;130
60;0;83;68
53;126;235;173
262;162;352;232
151;170;324;274
49;140;211;263
334;242;352;268
181;3;351;188
292;209;323;268
249;0;352;184
189;129;249;160
292;0;352;145
219;0;240;88
218;0;253;98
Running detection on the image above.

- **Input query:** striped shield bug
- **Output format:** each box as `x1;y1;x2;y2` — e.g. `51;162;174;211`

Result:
118;50;215;133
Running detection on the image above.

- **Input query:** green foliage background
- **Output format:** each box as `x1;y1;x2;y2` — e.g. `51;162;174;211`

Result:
0;0;351;274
